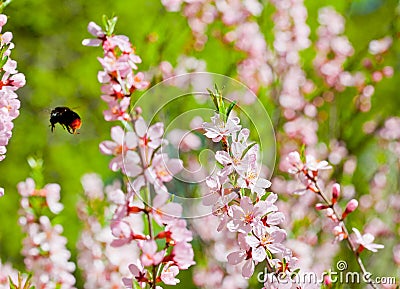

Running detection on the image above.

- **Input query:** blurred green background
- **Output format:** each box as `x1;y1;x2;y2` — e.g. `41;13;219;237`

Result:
0;0;399;288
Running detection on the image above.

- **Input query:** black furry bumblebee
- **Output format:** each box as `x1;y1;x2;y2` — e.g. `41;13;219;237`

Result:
50;107;81;134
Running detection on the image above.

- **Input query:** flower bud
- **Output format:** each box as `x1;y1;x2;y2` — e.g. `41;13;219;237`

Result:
324;274;332;285
135;106;142;115
342;199;358;219
331;183;340;204
315;203;329;210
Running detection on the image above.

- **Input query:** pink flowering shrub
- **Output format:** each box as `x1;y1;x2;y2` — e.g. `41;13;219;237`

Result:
285;151;384;288
82;17;149;122
199;88;292;280
0;13;25;196
0;2;399;289
17;177;76;289
77;173;140;289
82;18;195;289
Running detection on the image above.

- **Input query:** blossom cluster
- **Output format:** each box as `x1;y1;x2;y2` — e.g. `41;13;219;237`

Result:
0;13;26;196
200;89;301;288
260;5;395;281
0;260;19;289
83;18;195;288
99;115;195;288
17;178;76;289
315;7;393;112
82;18;149;122
285;151;384;286
77;173;140;289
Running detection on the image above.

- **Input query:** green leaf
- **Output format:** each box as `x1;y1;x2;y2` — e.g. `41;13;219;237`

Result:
207;88;219;112
133;280;142;289
226;101;236;119
102;15;118;36
0;55;8;68
8;276;17;289
299;144;306;163
240;142;257;160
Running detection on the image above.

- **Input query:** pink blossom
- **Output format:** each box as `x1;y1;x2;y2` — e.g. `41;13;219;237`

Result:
215;141;252;176
77;174;141;289
160;262;180;285
110;217;144;247
246;225;286;261
103;96;131;121
99;125;140;172
80;173;105;200
227;233;255;278
17;178;64;214
237;162;272;198
228;196;272;233
140;240;165;266
214;196;235;232
202;113;241;142
0;14;7;28
318;7;345;35
162;219;193;243
151;192;183;224
105;35;133;53
304;155;331;172
145;153;183;194
369;36;392;55
382;66;394;77
110;192;146;247
379;117;400;140
285;151;332;194
333;225;346;242
171;241;195;269
122;262;148;289
130;72;149;90
193;264;225;288
283;117;318;145
98;53;132;77
135;117;165;150
203;174;231;206
161;0;183;12
82;22;105;47
352;228;384;253
44;183;64;214
1;31;12;44
0;260;18;288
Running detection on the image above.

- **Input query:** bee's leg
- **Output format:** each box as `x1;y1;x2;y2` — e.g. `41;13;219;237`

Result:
66;125;73;134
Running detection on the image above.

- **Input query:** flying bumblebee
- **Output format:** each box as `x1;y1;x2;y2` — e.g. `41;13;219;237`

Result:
49;107;81;134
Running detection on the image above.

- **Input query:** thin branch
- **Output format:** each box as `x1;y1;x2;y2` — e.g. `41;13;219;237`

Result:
314;182;379;289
